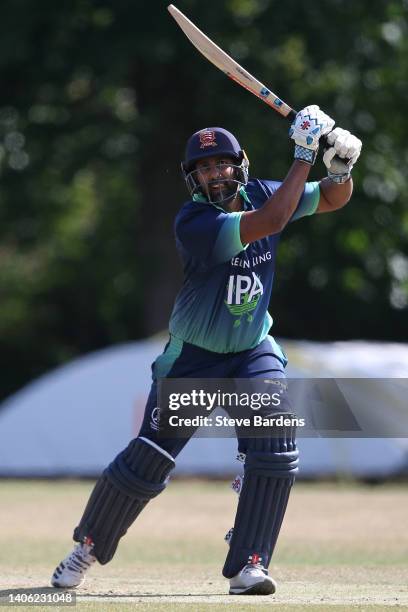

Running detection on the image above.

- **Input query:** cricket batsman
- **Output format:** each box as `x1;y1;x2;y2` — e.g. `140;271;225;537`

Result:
51;105;361;595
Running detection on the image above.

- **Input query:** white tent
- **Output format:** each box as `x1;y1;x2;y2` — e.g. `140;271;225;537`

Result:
0;337;407;478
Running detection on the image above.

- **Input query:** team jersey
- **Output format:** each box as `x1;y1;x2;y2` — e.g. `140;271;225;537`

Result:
168;178;320;358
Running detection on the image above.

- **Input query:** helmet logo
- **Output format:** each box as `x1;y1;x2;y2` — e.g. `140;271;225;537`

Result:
199;130;217;149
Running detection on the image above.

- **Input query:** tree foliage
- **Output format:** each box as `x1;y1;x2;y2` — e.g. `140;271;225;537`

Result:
0;0;407;399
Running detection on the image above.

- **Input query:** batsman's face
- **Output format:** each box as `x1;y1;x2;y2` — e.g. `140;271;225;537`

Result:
195;155;237;203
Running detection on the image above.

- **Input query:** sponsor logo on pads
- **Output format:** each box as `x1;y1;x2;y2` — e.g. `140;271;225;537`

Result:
248;553;262;565
231;474;244;495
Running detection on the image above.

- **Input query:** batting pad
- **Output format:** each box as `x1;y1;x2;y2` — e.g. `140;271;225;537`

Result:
73;437;175;564
222;426;299;578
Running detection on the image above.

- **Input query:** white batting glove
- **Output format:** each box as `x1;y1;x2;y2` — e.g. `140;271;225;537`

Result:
323;127;362;183
289;105;335;165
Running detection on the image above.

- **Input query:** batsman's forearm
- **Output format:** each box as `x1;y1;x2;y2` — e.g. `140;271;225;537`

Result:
318;177;353;212
240;161;311;243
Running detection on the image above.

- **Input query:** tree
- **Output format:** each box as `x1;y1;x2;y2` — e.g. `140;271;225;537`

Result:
0;0;407;400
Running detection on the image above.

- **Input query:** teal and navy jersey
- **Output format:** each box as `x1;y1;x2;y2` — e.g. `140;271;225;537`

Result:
169;178;320;357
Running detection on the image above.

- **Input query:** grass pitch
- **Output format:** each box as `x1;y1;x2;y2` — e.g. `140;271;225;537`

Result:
0;479;407;611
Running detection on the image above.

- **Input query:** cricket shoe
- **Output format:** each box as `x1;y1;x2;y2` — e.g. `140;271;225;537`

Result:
51;540;97;588
229;563;277;595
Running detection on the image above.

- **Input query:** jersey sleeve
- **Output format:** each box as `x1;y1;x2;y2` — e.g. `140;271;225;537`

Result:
290;181;320;222
255;179;320;222
175;203;245;265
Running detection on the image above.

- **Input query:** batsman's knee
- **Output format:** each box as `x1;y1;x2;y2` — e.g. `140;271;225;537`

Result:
105;436;174;499
245;423;299;479
73;436;175;564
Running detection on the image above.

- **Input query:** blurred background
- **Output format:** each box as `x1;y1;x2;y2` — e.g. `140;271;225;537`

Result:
0;0;407;478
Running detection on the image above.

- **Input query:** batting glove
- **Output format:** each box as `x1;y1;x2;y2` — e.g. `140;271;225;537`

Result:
289;105;335;165
323;127;362;183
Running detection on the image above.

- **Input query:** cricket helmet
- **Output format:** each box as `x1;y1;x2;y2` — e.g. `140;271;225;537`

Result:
181;127;249;205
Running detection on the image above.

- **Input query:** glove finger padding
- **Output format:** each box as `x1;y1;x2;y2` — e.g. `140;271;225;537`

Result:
322;146;337;167
324;127;362;167
289;105;335;151
323;127;362;183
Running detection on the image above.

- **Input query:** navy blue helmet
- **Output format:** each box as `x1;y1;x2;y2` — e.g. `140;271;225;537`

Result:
181;127;249;205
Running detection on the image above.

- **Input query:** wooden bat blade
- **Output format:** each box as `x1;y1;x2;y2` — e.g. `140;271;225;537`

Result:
168;4;296;120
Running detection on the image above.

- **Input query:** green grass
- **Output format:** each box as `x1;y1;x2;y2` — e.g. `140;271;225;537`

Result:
0;480;407;611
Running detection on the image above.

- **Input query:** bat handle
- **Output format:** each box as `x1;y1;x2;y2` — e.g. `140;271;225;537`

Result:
320;134;329;148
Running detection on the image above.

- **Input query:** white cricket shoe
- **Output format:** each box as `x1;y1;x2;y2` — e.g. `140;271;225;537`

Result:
51;541;97;588
229;563;277;595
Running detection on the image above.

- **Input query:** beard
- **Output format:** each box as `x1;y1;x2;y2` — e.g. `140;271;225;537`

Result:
206;179;237;204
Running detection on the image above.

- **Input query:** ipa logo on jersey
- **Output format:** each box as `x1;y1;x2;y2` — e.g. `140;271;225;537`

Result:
199;130;217;148
225;272;263;327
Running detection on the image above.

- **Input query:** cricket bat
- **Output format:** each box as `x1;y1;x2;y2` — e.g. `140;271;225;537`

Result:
167;4;297;122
